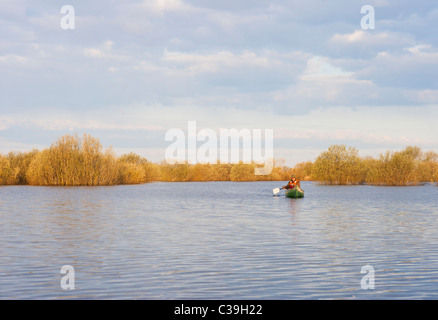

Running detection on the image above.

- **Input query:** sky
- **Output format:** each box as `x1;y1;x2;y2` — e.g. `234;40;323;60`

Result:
1;0;437;166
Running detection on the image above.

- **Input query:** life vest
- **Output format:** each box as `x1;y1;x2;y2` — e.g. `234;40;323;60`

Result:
287;180;299;189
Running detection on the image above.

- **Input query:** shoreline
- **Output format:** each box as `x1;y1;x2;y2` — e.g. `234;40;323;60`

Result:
1;180;436;187
1;134;437;187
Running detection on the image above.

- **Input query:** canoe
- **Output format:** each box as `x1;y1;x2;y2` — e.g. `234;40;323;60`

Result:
285;186;304;198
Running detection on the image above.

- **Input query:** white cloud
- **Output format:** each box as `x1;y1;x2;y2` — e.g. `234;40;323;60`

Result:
273;104;438;148
331;30;414;48
353;44;438;94
405;44;432;54
1;0;437;160
161;49;287;76
272;56;375;109
0;54;27;64
332;30;365;43
82;41;128;60
83;48;104;58
0;110;166;132
141;0;190;14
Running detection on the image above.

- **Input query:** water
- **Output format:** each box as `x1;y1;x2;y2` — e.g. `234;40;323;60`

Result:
1;181;438;299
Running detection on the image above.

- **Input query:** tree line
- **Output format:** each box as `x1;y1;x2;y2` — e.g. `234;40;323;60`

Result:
0;134;291;185
292;144;438;186
0;135;437;186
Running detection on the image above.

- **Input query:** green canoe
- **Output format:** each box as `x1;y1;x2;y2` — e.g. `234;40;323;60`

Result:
285;187;304;198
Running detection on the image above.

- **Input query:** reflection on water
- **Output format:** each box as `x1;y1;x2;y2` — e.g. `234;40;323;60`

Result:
0;182;438;299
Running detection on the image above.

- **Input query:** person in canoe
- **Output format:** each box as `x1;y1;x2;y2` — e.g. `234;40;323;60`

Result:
283;176;300;190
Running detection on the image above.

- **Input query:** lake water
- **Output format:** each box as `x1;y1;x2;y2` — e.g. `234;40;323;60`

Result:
1;181;438;299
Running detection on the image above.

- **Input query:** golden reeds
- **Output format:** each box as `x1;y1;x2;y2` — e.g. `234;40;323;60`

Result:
308;145;438;185
1;135;437;186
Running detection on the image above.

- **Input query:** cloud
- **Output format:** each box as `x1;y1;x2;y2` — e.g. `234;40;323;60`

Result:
0;106;168;132
139;0;192;14
160;49;306;79
271;55;379;111
354;44;438;91
330;30;415;53
0;54;28;64
1;0;437;162
273;104;438;149
82;41;128;60
331;30;366;43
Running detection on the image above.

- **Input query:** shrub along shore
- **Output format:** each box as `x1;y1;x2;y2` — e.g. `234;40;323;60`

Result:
0;134;437;186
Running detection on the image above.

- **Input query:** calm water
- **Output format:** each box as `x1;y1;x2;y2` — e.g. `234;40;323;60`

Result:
1;181;438;299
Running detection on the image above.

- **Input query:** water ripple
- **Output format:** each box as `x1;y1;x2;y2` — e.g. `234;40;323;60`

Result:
1;182;438;299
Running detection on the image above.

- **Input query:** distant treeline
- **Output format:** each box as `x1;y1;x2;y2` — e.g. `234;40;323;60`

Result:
0;134;292;186
0;134;437;186
292;144;438;186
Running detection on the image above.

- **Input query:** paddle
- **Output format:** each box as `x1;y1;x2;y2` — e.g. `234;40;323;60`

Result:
273;186;284;195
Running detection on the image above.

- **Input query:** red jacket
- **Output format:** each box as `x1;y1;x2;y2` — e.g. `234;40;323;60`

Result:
285;180;297;189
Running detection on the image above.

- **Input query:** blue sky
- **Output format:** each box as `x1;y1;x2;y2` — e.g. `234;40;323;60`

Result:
1;0;437;165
